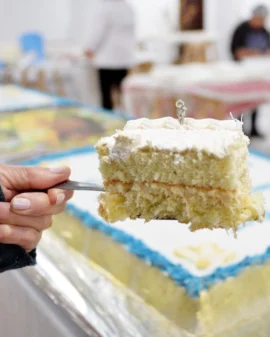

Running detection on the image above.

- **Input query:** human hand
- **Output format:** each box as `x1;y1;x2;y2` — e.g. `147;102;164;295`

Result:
0;164;73;252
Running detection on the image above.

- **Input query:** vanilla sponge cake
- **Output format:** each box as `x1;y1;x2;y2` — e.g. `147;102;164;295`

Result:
27;148;270;337
95;117;264;231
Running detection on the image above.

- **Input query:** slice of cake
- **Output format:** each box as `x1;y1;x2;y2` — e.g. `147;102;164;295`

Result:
31;148;270;337
95;117;264;231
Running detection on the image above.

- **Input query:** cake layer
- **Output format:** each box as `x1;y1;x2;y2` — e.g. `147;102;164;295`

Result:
99;181;264;230
97;145;249;190
96;117;249;191
97;119;249;189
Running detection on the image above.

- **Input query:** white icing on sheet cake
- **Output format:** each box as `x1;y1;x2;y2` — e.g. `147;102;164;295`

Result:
0;85;63;111
42;150;270;278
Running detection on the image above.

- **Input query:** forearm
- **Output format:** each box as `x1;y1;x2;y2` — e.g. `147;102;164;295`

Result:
235;48;263;60
87;4;108;53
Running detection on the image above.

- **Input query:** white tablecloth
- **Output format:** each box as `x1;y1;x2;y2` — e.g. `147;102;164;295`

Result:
122;61;270;118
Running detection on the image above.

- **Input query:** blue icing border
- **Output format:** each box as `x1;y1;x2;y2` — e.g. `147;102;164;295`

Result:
66;203;270;298
0;85;80;111
21;147;270;298
254;184;270;192
249;149;270;161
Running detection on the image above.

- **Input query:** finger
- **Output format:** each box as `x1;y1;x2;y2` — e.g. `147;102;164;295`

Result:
0;164;71;201
0;202;52;231
0;224;41;252
48;189;74;206
11;192;68;216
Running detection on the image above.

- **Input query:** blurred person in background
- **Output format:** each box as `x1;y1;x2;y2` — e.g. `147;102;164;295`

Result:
231;4;270;138
85;0;135;111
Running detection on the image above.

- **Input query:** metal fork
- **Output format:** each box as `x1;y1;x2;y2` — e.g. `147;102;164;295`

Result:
52;180;105;192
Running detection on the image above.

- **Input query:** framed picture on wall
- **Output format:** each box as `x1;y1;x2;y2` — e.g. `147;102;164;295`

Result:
180;0;204;31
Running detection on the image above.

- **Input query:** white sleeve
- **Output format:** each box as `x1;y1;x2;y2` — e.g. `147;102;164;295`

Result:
87;3;108;52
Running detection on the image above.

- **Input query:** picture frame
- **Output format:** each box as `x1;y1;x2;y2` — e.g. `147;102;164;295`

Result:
180;0;204;31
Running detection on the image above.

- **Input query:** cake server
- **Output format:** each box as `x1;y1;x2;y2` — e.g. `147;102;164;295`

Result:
52;180;105;192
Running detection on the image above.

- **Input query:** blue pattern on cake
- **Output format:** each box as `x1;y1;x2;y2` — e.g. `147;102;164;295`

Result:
65;202;270;298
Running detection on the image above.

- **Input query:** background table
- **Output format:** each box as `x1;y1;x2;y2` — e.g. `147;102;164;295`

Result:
123;61;270;119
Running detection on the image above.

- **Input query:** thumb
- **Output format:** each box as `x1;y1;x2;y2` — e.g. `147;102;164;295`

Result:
0;165;71;201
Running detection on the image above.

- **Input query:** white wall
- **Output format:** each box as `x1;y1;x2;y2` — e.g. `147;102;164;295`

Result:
0;0;71;42
1;0;270;61
214;0;242;60
68;0;99;45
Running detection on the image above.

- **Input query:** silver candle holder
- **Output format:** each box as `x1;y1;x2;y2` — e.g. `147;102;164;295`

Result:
176;99;187;125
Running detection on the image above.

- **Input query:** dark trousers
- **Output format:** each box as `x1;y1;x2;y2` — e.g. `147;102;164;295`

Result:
238;108;259;134
250;108;258;133
98;68;128;110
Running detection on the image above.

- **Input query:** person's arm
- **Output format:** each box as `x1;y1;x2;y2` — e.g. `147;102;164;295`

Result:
85;3;109;57
231;25;245;60
235;48;262;60
264;29;270;54
0;164;73;272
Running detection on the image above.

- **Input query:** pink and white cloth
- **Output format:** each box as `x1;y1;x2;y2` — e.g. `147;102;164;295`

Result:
122;61;270;119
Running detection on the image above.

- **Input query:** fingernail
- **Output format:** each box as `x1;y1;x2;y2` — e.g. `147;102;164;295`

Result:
49;166;67;174
12;198;31;210
56;193;66;205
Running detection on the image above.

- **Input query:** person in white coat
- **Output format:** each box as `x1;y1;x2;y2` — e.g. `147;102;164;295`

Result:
85;0;135;111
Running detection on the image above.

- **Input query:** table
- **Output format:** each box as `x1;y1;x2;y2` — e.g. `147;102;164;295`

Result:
0;41;100;103
5;231;180;337
0;84;269;336
0;86;184;336
0;270;91;337
122;61;270;119
0;91;128;337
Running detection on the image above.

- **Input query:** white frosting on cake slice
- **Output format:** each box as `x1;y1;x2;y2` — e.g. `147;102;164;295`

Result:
124;117;243;131
97;117;249;159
